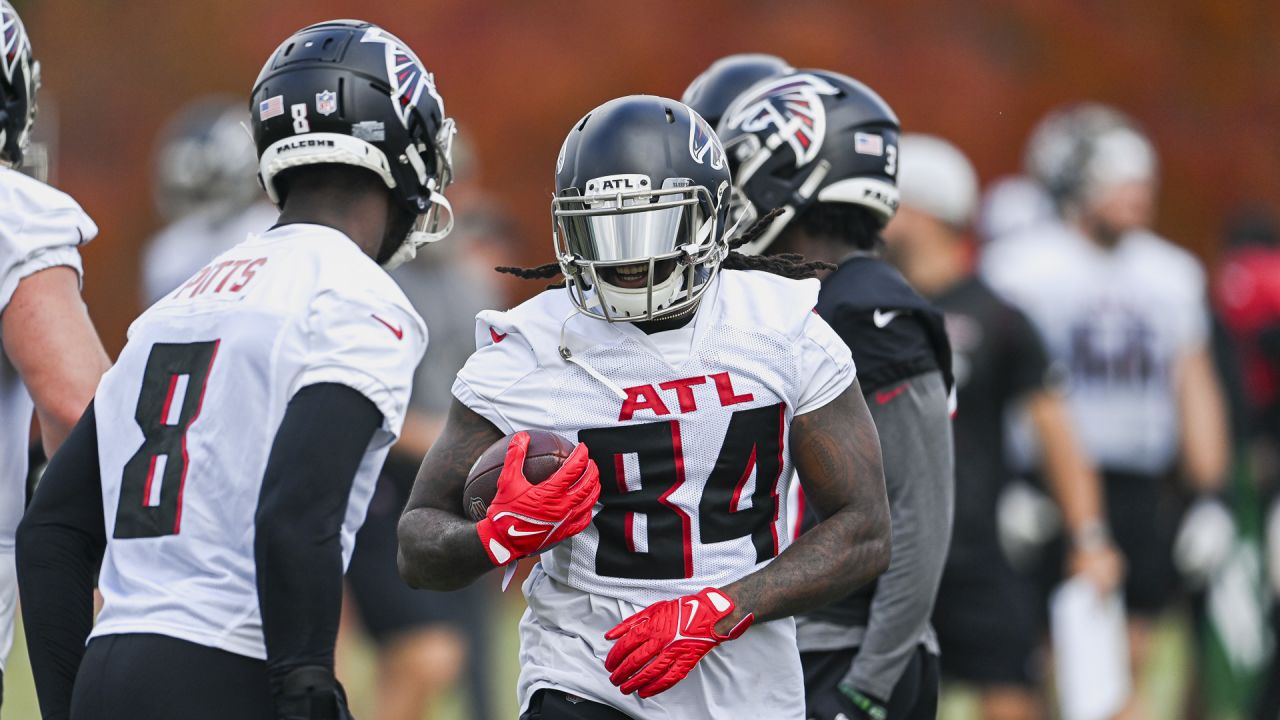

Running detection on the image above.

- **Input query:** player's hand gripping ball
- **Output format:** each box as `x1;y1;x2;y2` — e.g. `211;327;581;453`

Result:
469;430;600;566
604;587;753;698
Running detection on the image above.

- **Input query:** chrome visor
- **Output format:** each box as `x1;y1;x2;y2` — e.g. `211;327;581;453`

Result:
553;183;714;265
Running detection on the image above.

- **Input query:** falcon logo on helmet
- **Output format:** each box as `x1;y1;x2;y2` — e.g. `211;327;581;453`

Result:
721;74;840;167
687;107;725;170
1;3;26;83
360;27;445;130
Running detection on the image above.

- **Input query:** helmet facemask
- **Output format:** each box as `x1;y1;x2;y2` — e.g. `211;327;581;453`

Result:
384;116;456;269
554;179;729;322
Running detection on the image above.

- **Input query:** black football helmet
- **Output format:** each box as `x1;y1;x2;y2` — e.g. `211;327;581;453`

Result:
553;95;732;322
154;96;260;221
0;1;39;168
681;53;793;129
717;69;900;254
251;19;456;268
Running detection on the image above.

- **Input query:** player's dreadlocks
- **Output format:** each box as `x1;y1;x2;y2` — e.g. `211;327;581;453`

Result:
494;208;834;288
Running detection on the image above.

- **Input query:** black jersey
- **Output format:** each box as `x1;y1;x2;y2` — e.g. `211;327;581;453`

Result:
933;276;1053;563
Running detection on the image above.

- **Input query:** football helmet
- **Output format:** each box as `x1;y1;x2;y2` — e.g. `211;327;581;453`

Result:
153;96;260;221
0;1;39;168
553;95;732;322
681;53;792;129
251;19;456;268
896;134;978;228
1023;102;1157;209
717;69;899;254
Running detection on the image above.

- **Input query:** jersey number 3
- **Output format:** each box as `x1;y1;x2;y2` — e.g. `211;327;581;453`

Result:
580;404;785;580
113;341;220;539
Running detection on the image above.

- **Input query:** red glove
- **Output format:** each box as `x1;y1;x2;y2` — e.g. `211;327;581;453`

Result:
474;432;600;566
604;587;754;698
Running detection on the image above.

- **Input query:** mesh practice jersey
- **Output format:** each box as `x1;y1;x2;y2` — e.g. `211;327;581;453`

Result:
0;167;97;552
453;269;855;606
983;223;1209;474
90;224;425;659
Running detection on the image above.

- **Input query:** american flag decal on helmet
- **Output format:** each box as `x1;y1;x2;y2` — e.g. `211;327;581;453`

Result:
1;3;28;84
722;73;841;167
688;107;725;170
360;27;445;130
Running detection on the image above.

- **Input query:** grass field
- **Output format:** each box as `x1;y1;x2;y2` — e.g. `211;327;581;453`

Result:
0;600;1197;719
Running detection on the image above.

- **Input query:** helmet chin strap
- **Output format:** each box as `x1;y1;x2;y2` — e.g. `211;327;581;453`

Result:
382;186;454;270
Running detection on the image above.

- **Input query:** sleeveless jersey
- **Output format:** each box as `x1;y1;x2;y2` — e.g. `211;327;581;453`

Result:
453;270;855;606
983;223;1209;474
90;224;425;659
0;167;97;553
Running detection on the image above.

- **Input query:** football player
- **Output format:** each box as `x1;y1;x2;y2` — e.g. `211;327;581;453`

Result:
398;95;891;719
0;1;111;707
141;96;278;305
717;69;955;720
17;19;454;720
981;103;1230;717
886;134;1122;720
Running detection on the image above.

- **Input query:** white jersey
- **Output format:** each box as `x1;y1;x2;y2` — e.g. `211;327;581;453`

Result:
141;202;278;305
983;223;1209;474
90;224;425;659
455;270;854;605
0;167;97;553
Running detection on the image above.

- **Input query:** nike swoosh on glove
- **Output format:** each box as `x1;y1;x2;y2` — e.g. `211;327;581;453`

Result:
604;587;753;698
474;431;600;566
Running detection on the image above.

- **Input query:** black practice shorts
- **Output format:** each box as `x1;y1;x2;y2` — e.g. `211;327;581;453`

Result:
346;459;483;643
70;633;273;720
932;546;1041;688
520;689;635;719
1102;470;1180;616
801;643;939;720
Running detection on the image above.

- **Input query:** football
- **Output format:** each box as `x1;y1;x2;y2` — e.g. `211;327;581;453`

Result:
463;430;577;521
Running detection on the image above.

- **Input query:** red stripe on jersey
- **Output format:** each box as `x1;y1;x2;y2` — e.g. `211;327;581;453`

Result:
174;339;221;534
624;511;636;554
160;373;180;426
141;455;159;508
659;422;694;579
729;446;758;513
614;455;636;553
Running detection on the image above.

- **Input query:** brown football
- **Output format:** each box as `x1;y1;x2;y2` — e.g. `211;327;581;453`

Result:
463;430;577;521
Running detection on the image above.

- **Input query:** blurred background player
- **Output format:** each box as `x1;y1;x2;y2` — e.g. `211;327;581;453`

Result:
0;0;110;707
399;94;892;719
141;96;277;305
16;18;453;719
884;133;1123;720
982;103;1232;718
718;69;955;720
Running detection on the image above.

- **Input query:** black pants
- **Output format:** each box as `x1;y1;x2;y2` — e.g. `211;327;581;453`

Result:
802;644;939;720
70;633;273;720
520;689;635;720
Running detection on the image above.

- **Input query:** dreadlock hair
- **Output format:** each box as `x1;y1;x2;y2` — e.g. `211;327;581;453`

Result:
493;207;835;288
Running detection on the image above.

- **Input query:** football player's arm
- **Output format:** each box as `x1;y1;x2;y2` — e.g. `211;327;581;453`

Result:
397;398;505;591
1176;345;1229;494
2;265;110;453
16;401;106;720
845;371;954;701
254;383;382;715
716;381;891;633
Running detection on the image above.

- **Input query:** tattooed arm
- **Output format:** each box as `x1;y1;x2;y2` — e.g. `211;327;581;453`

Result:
397;398;506;591
716;381;890;633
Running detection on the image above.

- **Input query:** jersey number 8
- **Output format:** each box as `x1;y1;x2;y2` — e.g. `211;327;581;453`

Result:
113;341;220;539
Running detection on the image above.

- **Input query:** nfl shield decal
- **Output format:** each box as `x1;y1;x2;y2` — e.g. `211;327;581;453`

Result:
315;90;337;116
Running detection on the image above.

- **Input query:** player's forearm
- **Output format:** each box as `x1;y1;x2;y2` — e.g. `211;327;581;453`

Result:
1027;391;1106;534
255;522;343;685
719;505;889;631
1177;347;1230;493
396;508;494;590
